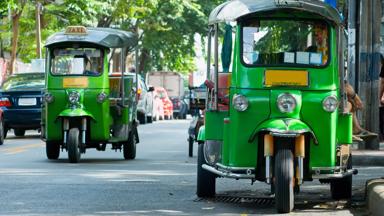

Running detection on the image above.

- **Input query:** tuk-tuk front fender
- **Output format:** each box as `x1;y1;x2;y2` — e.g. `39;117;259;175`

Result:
249;118;318;144
197;125;205;142
58;109;95;121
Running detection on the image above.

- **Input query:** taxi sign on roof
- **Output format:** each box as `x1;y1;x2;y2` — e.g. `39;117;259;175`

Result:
65;26;88;35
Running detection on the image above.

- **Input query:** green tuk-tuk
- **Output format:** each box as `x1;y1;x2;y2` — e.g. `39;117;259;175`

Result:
197;0;356;213
42;26;139;163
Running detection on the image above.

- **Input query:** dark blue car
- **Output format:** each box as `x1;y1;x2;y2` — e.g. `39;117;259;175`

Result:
0;73;44;137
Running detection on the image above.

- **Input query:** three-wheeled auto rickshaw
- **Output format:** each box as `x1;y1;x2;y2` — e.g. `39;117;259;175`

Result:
197;0;356;213
42;26;139;163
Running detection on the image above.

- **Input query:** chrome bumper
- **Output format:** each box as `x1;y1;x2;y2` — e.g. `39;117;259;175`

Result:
202;164;358;180
202;163;255;179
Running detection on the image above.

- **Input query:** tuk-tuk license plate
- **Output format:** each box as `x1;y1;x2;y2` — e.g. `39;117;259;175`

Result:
265;70;309;87
18;98;37;106
63;78;89;88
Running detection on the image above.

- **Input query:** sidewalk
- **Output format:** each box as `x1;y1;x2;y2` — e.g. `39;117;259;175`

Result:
352;142;384;216
352;141;384;166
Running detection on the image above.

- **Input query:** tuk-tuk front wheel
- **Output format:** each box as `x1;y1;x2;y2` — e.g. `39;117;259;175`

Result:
196;142;216;197
124;128;137;160
67;128;81;163
330;155;352;199
274;148;294;213
46;141;60;160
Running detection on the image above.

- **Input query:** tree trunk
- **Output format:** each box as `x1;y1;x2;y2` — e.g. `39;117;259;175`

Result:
138;48;149;74
10;12;21;75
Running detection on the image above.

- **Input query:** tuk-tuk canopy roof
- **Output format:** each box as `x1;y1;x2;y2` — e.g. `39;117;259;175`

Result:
208;0;343;25
45;27;138;49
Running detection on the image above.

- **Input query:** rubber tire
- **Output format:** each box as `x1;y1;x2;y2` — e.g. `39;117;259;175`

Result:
188;136;194;157
275;149;294;213
147;116;153;123
330;155;352;199
196;143;216;197
138;113;147;124
124;127;137;160
0;119;4;145
67;128;81;163
46;141;60;160
14;129;25;137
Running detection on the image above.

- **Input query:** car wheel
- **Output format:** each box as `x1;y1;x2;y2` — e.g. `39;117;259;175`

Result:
146;116;153;123
188;136;194;157
124;127;137;160
67;128;81;163
14;129;25;137
46;141;60;160
0;119;4;145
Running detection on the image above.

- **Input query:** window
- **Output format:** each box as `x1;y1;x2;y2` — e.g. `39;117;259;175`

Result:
242;19;329;67
51;48;103;76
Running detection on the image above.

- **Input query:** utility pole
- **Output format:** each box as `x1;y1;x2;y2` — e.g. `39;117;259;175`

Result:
357;0;382;149
348;0;358;88
35;2;42;59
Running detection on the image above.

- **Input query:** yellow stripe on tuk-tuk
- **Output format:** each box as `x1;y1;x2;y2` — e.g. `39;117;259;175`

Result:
264;70;309;87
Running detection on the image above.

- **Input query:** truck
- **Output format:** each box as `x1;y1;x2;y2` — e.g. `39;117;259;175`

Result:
147;71;187;119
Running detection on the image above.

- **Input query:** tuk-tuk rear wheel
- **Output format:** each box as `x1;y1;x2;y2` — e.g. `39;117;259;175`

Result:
0;119;4;145
196;142;216;197
46;141;60;160
188;136;194;157
330;155;352;199
67;128;81;163
274;148;294;213
124;128;137;160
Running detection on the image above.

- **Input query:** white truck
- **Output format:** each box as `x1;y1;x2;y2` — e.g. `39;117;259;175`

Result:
147;71;187;119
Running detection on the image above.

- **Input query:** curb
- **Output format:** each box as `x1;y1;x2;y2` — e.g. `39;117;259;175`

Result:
366;178;384;216
352;151;384;166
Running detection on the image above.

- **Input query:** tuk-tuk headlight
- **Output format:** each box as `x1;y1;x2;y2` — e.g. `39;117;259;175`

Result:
277;93;297;113
44;93;54;103
97;92;108;103
68;91;80;105
232;94;249;112
322;96;338;112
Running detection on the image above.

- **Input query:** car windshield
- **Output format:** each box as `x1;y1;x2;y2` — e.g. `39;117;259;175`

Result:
242;19;329;66
2;73;45;90
51;47;103;76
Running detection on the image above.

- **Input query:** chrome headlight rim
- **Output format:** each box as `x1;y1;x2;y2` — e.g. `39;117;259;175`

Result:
232;94;249;112
68;91;80;105
44;93;54;103
97;92;108;103
322;95;339;112
277;93;297;113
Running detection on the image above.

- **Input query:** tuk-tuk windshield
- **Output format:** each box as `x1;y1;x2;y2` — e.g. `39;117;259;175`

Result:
51;47;103;76
242;19;329;67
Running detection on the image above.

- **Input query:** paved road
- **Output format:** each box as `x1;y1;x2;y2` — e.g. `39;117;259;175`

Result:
0;119;380;215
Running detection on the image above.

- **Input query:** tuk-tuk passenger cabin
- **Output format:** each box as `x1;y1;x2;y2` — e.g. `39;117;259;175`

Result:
42;26;139;163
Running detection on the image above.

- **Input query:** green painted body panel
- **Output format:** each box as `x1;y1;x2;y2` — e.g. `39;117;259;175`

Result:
58;108;95;119
205;111;228;140
337;113;353;144
197;125;205;142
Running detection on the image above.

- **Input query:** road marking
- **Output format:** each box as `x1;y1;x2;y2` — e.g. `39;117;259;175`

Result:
0;143;44;155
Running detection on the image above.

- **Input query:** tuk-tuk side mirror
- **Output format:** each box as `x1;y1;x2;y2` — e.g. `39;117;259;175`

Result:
148;86;155;92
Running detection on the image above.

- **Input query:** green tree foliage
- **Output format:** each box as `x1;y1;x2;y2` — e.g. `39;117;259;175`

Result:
0;0;225;73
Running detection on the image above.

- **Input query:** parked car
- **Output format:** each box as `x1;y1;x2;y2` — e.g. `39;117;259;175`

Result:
0;109;4;145
154;87;173;120
0;72;44;137
136;75;154;124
